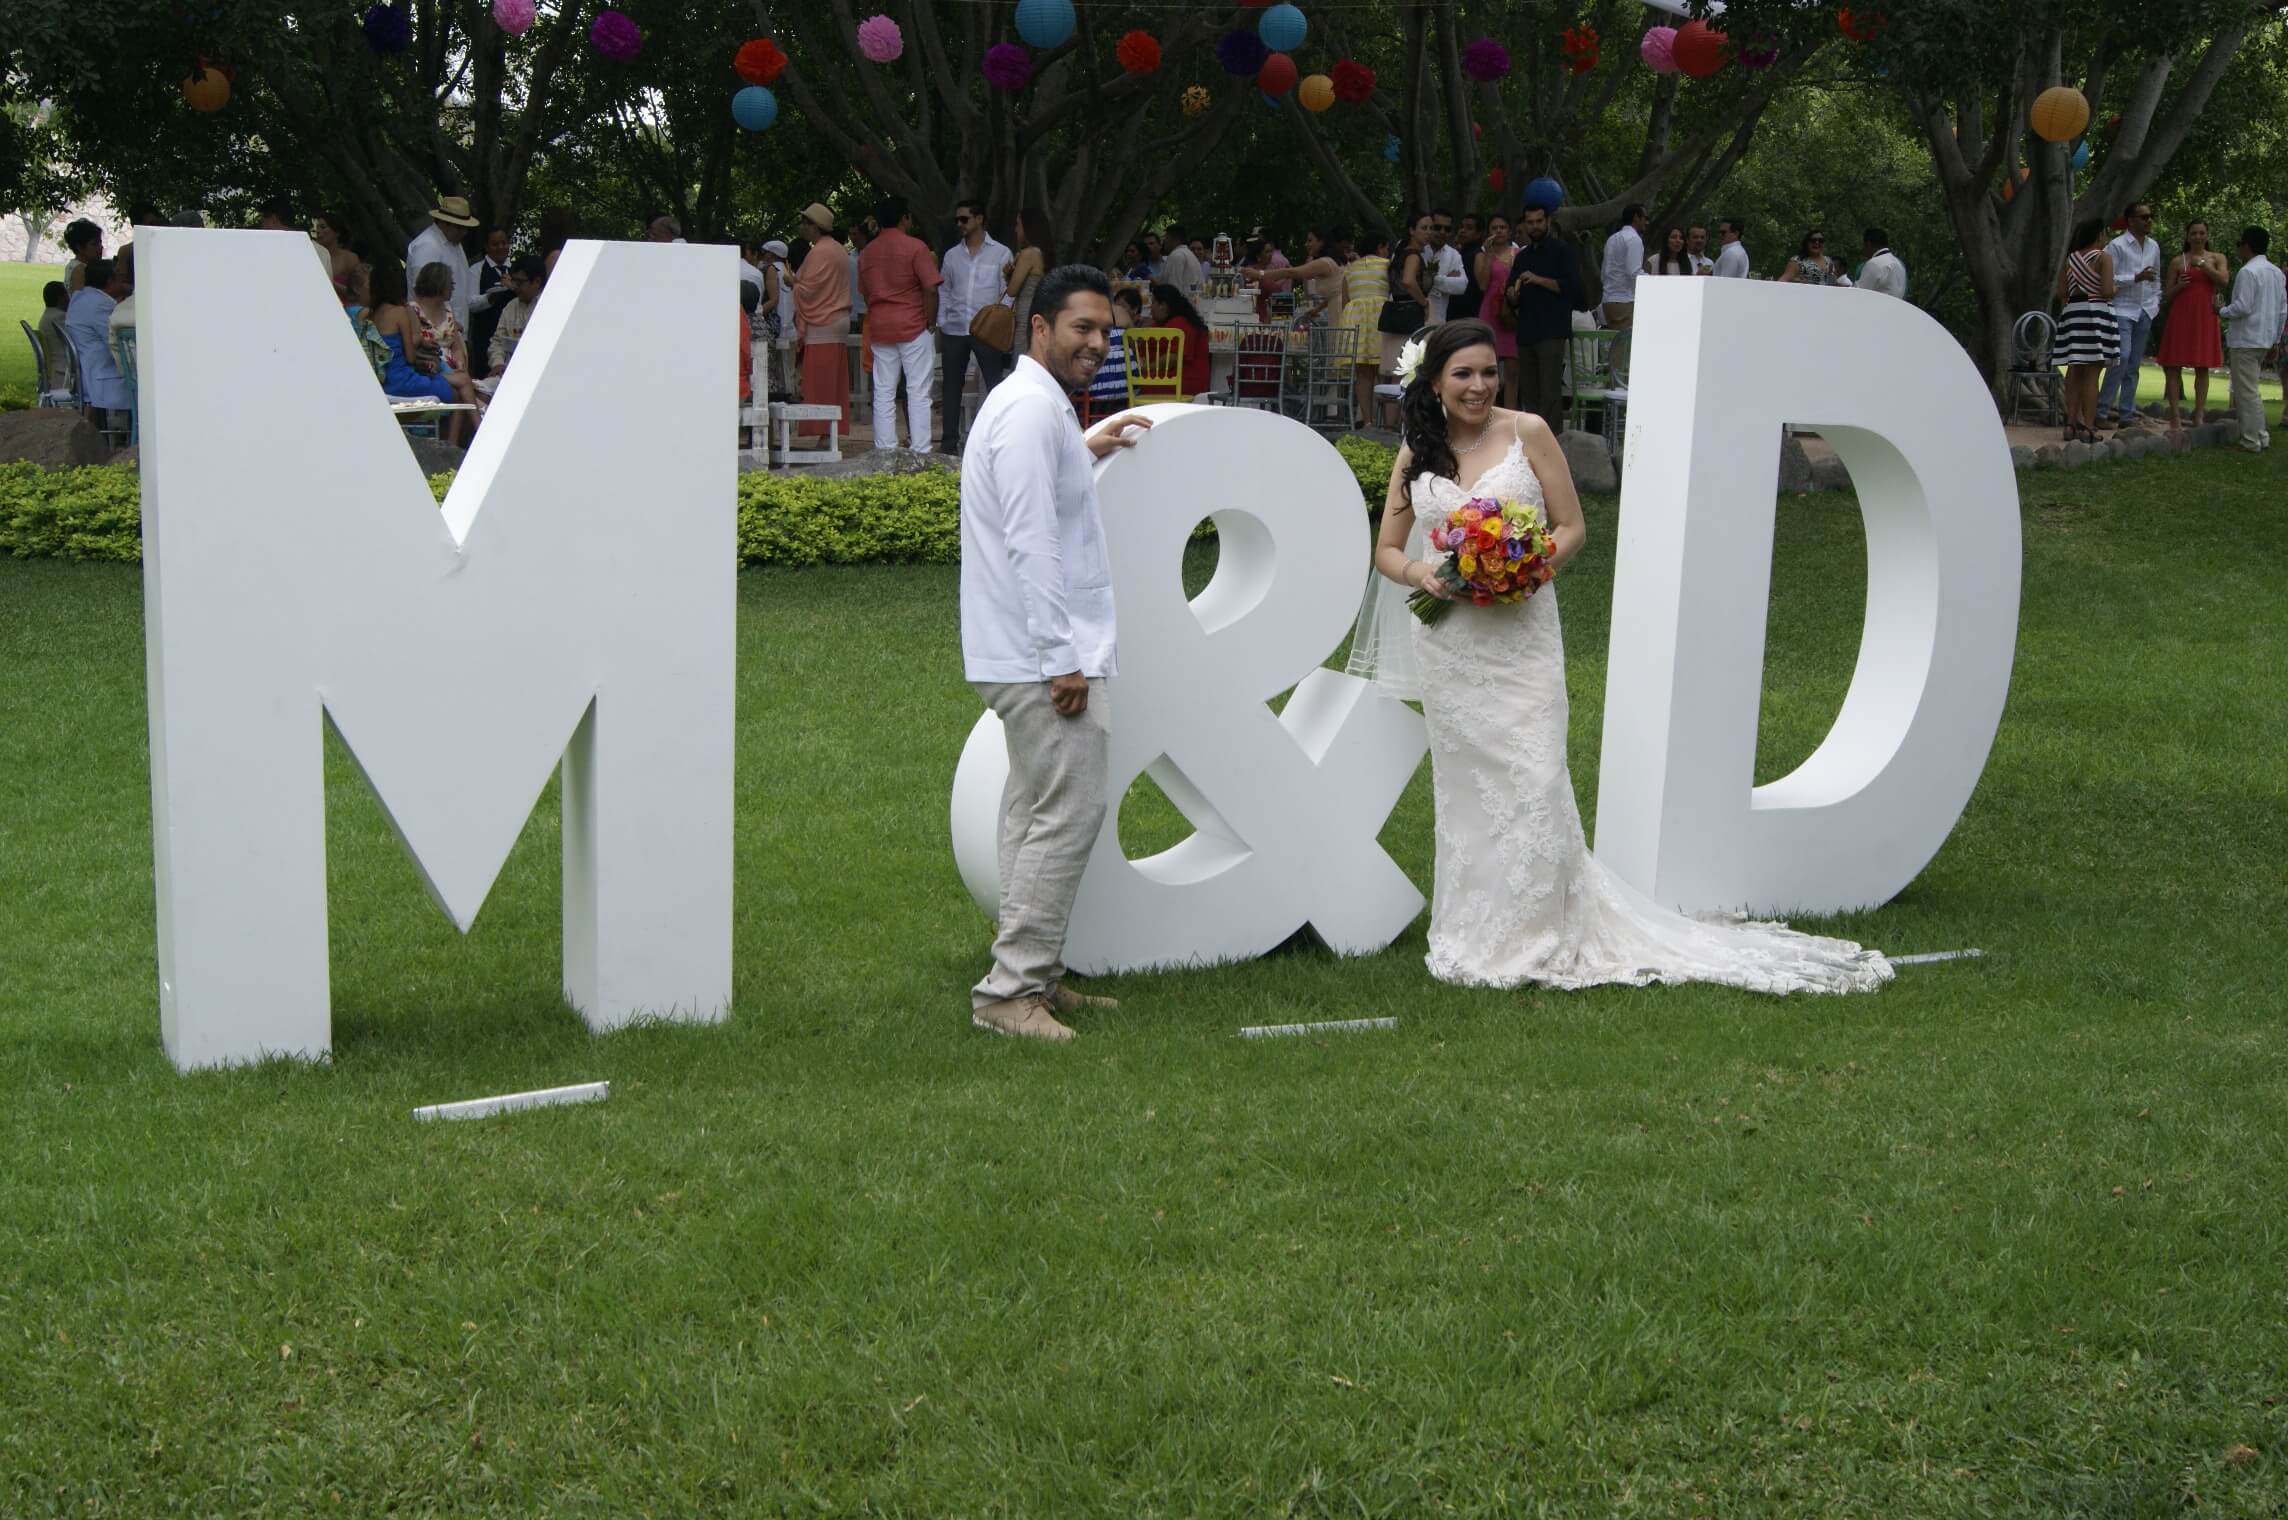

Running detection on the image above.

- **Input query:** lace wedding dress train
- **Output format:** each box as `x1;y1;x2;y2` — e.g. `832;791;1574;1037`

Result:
1404;437;1890;995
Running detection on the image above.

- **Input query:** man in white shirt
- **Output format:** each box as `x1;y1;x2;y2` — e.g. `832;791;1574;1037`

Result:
1714;217;1752;278
1600;203;1648;378
2099;201;2161;427
63;257;131;414
1857;227;1908;299
1422;209;1468;323
2217;225;2285;451
406;194;480;336
959;265;1150;1042
1687;223;1716;275
938;198;1014;453
1157;223;1205;301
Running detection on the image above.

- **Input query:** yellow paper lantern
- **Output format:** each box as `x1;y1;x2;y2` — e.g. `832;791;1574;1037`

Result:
182;66;231;112
2030;86;2090;143
1298;73;1335;112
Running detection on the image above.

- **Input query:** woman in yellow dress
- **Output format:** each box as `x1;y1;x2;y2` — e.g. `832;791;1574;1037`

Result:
1339;229;1393;425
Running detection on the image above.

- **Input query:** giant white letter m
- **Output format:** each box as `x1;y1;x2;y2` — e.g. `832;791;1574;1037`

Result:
139;231;734;1070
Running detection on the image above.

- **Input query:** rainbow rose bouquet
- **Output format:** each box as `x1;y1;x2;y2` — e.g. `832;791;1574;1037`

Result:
1408;496;1557;624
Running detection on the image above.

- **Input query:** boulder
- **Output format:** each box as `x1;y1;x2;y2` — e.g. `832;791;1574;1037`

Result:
1808;454;1852;492
2059;440;2091;469
1558;428;1618;494
2035;444;2065;468
404;435;466;475
1777;432;1813;493
112;444;140;472
805;446;961;480
2009;444;2038;471
0;408;109;469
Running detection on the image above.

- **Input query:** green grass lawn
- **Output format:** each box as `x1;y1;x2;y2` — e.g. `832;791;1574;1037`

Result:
2;451;2285;1515
1;262;67;395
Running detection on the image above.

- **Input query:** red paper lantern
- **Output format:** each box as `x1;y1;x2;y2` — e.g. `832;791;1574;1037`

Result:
1330;59;1375;102
1486;168;1506;193
1837;7;1883;42
1673;20;1727;77
734;37;786;84
1116;29;1160;74
1257;51;1298;95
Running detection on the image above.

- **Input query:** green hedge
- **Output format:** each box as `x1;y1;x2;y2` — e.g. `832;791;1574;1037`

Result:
2;442;1401;569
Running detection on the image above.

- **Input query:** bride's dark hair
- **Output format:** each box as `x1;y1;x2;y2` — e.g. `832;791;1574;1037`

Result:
1401;318;1503;487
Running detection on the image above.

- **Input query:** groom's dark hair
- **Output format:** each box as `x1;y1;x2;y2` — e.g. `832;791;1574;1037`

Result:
1028;264;1113;352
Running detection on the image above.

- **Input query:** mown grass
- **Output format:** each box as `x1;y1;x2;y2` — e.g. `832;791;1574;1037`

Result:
1;446;2283;1516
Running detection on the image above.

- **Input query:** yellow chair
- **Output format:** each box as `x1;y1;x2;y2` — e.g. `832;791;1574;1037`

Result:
1122;326;1187;406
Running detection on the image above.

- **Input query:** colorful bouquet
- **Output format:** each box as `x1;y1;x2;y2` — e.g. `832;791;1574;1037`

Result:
1409;496;1556;624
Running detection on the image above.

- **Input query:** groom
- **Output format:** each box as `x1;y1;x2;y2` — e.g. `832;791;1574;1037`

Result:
960;265;1151;1042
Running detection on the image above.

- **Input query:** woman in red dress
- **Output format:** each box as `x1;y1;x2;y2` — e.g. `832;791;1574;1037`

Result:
2157;219;2229;431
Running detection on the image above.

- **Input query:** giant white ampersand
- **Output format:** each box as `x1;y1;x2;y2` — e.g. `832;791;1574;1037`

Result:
950;404;1429;973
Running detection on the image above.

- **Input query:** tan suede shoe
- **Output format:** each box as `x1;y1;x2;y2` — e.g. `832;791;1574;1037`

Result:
1049;984;1120;1014
971;994;1076;1043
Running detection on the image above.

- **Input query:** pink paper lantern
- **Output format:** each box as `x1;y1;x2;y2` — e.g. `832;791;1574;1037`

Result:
856;14;903;63
492;0;535;35
1640;25;1679;74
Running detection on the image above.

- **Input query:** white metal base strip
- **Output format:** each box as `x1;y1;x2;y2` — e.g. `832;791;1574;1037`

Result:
413;1081;610;1122
1891;949;1985;966
1239;1017;1397;1040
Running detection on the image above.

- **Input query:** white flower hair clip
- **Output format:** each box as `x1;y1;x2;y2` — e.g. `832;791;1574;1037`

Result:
1394;334;1427;389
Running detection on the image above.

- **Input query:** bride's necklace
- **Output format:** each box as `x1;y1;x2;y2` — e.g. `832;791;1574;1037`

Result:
1451;419;1491;454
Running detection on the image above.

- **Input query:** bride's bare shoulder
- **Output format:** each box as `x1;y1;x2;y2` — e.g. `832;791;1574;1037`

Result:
1495;407;1555;446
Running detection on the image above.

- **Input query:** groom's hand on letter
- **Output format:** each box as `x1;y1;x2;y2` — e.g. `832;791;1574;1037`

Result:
1049;671;1090;715
1085;413;1153;460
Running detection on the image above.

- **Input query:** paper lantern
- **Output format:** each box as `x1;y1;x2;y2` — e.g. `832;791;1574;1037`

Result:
1181;84;1211;115
1383;134;1402;164
856;14;903;63
1486;168;1506;193
1331;60;1375;102
1737;34;1780;69
2030;86;2090;143
1640;26;1678;74
1218;30;1268;76
1559;25;1599;74
591;9;641;62
1461;38;1510;82
1837;8;1882;42
2071;139;2092;171
734;38;786;84
1258;52;1298;96
1116;30;1161;74
1673;20;1727;78
493;0;535;35
363;2;411;55
732;85;778;130
1524;175;1564;211
1298;73;1335;111
984;43;1032;91
1015;0;1075;50
2000;165;2029;201
1258;3;1308;53
181;63;230;111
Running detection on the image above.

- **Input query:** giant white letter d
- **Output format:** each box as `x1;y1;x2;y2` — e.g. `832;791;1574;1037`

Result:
139;231;734;1070
1595;278;2020;915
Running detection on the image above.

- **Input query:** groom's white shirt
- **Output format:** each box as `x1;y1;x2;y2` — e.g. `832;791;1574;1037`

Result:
959;353;1118;682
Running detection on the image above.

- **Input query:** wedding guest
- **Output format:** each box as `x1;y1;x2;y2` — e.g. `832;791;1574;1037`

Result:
1138;231;1163;278
406;193;479;334
1339;230;1392;422
2052;217;2119;444
858;196;942;450
104;244;136;368
1713;217;1751;278
1005;206;1053;377
62;219;103;294
1423;209;1467;324
1503;203;1586;434
794;204;853;439
1452;213;1485;331
1687;223;1716;275
2157;219;2228;430
1116;241;1148;281
1085;287;1144;420
2097;202;2161;428
1857;228;1908;299
467;227;514;380
958;264;1150;1042
1244;227;1292;321
738;280;756;404
36;280;75;395
1644;226;1692;277
1147;283;1212;398
311;211;363;296
63;257;131;423
410;261;477;435
2217;225;2284;452
1599;202;1646;378
1279;227;1349;326
939;198;1013;454
1778;228;1843;285
369;261;476;443
1157;223;1205;301
1382;213;1433;382
486;255;545;377
1474;213;1519;407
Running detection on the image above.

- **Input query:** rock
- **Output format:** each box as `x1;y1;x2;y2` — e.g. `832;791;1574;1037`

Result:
805;446;961;480
2009;445;2038;471
2035;444;2065;468
1557;428;1618;494
1777;432;1813;493
404;435;466;475
111;444;139;471
2060;440;2091;469
0;408;110;469
1809;454;1852;492
2102;437;2129;462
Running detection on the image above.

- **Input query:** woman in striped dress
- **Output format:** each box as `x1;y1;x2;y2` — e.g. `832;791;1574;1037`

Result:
2053;218;2119;443
1339;232;1392;425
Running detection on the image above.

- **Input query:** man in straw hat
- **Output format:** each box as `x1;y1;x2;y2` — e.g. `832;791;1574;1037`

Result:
408;193;481;335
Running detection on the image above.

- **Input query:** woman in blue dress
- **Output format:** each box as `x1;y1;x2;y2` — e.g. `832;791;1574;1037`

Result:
368;261;477;442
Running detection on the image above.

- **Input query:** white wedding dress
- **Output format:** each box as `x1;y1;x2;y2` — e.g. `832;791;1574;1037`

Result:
1392;434;1891;994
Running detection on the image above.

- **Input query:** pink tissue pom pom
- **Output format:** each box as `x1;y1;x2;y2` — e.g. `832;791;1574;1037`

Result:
1640;26;1678;74
492;0;535;35
983;43;1034;91
856;15;904;63
591;9;642;61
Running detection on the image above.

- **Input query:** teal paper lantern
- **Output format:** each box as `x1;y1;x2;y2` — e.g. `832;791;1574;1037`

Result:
2070;139;2091;170
1259;3;1307;53
1014;0;1075;49
1383;134;1401;164
732;85;778;129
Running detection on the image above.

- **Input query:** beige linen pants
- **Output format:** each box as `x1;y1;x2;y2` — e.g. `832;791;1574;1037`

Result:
2226;346;2272;448
971;678;1109;1009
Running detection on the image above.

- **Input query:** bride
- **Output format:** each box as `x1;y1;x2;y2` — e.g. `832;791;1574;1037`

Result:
1349;320;1890;995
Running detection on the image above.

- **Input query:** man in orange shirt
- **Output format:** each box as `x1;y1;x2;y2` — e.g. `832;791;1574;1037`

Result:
857;196;944;451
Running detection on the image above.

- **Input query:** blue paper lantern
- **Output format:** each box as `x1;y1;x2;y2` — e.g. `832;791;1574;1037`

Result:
2070;139;2091;170
1015;0;1076;49
1524;175;1564;210
1383;134;1401;164
732;85;778;130
1259;3;1308;53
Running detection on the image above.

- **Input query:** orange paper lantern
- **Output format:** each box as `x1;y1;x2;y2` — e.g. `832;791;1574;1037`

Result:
182;64;231;112
2030;86;2090;143
1298;73;1335;112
